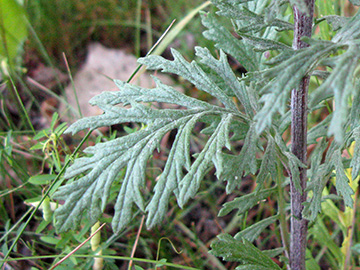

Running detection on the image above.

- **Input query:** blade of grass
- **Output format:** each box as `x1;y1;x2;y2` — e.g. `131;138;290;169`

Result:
130;1;212;83
63;53;82;119
26;20;66;95
128;215;145;270
135;0;142;58
151;1;211;56
173;220;227;270
1;254;201;270
8;76;35;134
127;19;176;83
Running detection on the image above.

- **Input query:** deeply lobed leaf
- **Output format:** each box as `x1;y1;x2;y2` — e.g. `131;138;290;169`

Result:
210;234;281;269
54;48;248;233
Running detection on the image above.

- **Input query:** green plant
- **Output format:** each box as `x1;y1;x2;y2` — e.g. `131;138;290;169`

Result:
33;0;360;269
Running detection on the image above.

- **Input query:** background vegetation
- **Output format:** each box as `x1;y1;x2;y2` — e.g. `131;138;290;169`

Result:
0;0;359;269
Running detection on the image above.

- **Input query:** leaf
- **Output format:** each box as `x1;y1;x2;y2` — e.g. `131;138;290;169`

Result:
333;149;354;207
29;174;57;185
211;0;293;32
146;113;233;227
308;218;343;264
66;78;220;134
350;127;360;179
350;79;360;129
307;115;331;145
305;249;321;270
177;113;233;206
322;15;351;31
254;41;337;133
54;63;242;232
195;47;254;116
273;132;306;192
210;234;281;270
256;136;277;189
332;9;360;43
219;187;277;216
201;11;259;72
221;123;259;193
239;33;292;52
265;0;288;24
234;215;279;242
314;43;360;142
0;0;27;67
138;48;238;111
303;139;330;220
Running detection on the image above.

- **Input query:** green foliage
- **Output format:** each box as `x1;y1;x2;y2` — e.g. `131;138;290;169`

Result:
52;0;360;268
210;234;281;270
0;0;27;71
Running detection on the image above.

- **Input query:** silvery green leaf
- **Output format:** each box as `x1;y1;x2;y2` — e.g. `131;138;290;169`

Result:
254;42;337;134
321;15;351;31
210;234;281;269
303;139;329;220
265;0;288;24
239;33;292;52
350;127;360;179
66;78;216;134
313;43;360;142
195;47;254;116
235;215;279;242
273;132;306;192
302;163;331;220
54;54;245;232
350;80;360;129
262;248;286;259
177;113;233;206
307;115;331;144
219;187;277;216
277;111;291;134
201;12;259;72
333;149;354;207
310;70;331;80
222;123;259;193
256;136;277;189
211;0;293;32
332;9;360;43
138;48;238;111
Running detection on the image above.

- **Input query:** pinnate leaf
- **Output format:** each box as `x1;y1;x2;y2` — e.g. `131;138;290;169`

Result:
312;43;360;142
201;11;259;72
350;127;360;179
210;234;281;269
138;48;238;111
333;149;354;207
54;50;246;233
219;187;277;216
234;215;279;242
254;41;337;133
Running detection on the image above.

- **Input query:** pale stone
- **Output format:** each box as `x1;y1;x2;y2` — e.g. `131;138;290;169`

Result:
60;43;177;121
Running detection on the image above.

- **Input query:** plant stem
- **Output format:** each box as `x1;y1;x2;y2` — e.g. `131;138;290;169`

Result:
290;1;314;269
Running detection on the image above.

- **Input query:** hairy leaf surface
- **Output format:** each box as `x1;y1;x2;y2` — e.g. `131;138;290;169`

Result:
219;187;277;216
201;12;259;72
210;234;281;269
234;215;279;242
54;50;246;233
